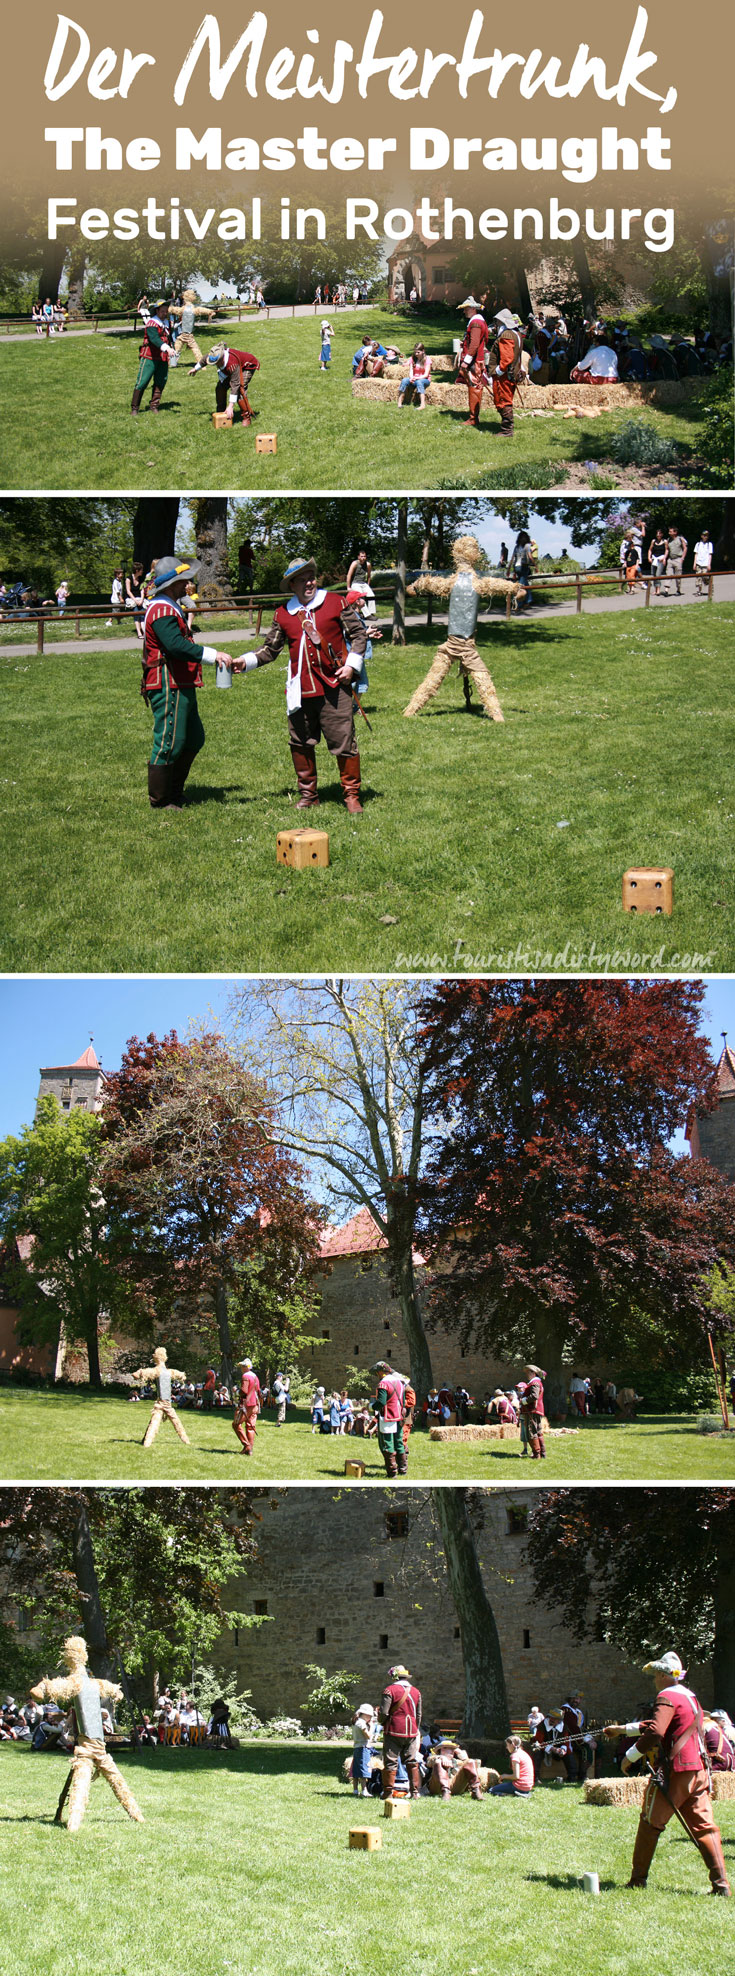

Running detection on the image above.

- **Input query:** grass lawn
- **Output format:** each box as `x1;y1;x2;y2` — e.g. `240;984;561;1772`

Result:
1;1389;732;1482
1;1744;733;1976
0;311;708;492
1;603;733;973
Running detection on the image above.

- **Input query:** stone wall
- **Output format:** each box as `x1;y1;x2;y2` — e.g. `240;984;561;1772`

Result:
693;1101;735;1183
216;1489;707;1724
314;1255;533;1396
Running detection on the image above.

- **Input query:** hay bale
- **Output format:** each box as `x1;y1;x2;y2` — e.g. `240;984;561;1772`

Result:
584;1777;645;1807
352;376;702;413
711;1773;735;1801
429;1420;548;1444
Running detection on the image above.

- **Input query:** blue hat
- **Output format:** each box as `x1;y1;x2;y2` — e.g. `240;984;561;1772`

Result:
151;556;201;594
280;557;317;593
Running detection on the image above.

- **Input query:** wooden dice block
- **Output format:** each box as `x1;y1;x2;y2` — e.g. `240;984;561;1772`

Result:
622;866;674;914
256;433;277;453
212;411;232;429
349;1828;382;1850
276;828;330;869
383;1799;411;1820
344;1458;366;1480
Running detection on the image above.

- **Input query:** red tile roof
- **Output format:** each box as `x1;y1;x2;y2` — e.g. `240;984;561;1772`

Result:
73;1044;101;1070
319;1206;424;1265
715;1043;735;1098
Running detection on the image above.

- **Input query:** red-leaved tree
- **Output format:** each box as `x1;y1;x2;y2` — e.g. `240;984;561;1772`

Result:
101;1032;323;1385
418;980;735;1413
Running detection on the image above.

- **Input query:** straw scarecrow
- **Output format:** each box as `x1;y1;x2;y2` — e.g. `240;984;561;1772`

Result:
403;536;519;720
30;1636;144;1834
133;1345;190;1448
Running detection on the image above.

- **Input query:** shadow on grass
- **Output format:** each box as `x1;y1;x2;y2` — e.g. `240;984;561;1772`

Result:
525;1871;620;1893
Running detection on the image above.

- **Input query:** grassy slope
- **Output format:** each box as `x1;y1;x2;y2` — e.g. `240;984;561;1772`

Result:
1;1390;732;1482
1;605;733;973
1;1746;733;1976
0;311;704;492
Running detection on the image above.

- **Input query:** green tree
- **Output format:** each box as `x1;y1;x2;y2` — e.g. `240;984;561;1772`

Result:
432;1489;510;1739
0;1487;262;1705
229;980;435;1400
525;1490;735;1713
101;1031;323;1386
0;1098;147;1388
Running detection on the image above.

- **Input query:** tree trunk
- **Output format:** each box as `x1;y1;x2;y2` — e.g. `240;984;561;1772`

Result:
194;498;235;603
66;246;88;320
712;1555;735;1713
514;259;533;322
433;1489;510;1739
132;498;180;572
713;499;734;568
570;240;597;321
85;1316;103;1391
215;1278;235;1388
389;1236;434;1402
392;500;408;645
532;1310;568;1420
72;1499;116;1679
38;242;66;303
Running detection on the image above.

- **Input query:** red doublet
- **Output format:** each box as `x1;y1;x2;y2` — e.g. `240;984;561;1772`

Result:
275;591;349;700
460;314;489;371
635;1685;704;1771
142;599;202;693
222;349;260;385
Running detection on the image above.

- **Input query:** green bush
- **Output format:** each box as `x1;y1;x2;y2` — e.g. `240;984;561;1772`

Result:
608;421;684;468
190;1662;260;1732
619;1366;719;1413
696;370;735;487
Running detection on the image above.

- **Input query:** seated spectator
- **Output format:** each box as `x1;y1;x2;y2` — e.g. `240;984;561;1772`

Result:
490;1736;535;1797
570;325;619;382
647;335;679;381
339;1390;354;1434
427;1740;483;1801
704;1714;735;1770
208;1699;233;1747
398;343;432;408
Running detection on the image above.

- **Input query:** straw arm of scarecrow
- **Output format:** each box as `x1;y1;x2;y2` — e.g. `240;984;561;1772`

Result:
407;573;455;600
474;576;523;600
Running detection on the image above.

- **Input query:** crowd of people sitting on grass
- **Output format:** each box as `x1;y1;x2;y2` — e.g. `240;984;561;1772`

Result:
523;312;732;384
0;1686;235;1751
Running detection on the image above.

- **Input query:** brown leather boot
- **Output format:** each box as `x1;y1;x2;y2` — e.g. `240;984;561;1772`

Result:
150;387;164;413
499;408;514;437
463;386;482;428
407;1763;422;1799
148;764;180;809
700;1833;732;1895
170;748;199;805
130;390;144;416
290;746;319;808
338;753;363;813
628;1816;660;1887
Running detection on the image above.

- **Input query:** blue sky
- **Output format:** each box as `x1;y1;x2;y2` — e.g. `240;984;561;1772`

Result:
0;975;731;1141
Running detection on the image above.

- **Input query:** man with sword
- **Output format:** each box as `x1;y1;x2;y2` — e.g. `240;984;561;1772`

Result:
604;1650;731;1895
235;556;368;812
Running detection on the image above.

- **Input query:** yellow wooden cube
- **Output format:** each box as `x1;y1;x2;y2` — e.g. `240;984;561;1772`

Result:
349;1828;382;1850
622;867;674;915
276;829;330;869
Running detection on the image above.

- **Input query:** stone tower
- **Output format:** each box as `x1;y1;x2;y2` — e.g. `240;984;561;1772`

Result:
36;1041;105;1119
687;1041;735;1182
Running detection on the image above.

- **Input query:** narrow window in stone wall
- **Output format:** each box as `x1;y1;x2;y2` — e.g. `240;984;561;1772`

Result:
379;1633;389;1650
384;1321;391;1330
233;1626;239;1647
374;1581;385;1597
507;1505;528;1536
523;1629;531;1649
354;1346;360;1356
385;1509;409;1539
454;1627;461;1640
322;1329;330;1339
316;1627;326;1645
254;1599;268;1615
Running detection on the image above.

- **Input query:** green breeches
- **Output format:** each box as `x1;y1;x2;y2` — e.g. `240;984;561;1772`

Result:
134;356;168;397
148;679;205;768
